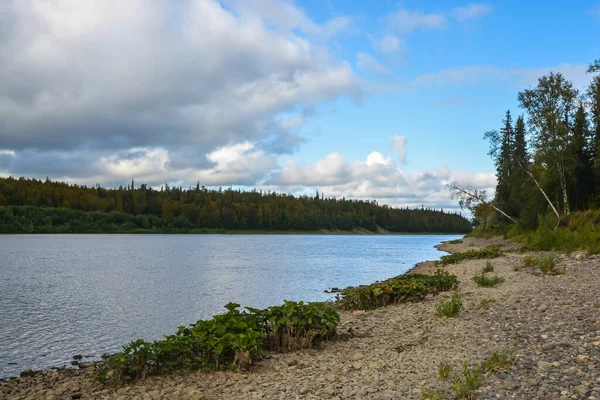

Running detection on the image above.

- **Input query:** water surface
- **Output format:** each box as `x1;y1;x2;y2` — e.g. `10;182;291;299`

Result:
0;234;460;378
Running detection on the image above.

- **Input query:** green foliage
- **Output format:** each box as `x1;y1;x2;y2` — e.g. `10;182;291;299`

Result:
420;387;445;400
478;297;496;309
481;350;515;373
472;271;505;287
482;262;494;273
436;292;463;318
451;362;482;400
0;177;472;234
101;301;339;383
437;246;504;266
519;253;563;275
439;362;452;380
448;239;464;244
337;273;458;311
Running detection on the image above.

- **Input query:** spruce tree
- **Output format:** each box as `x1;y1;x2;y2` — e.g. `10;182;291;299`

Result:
569;103;594;210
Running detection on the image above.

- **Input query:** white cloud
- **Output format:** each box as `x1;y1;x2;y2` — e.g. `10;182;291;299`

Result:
357;53;391;75
391;135;407;164
376;35;403;53
451;3;493;22
387;9;445;33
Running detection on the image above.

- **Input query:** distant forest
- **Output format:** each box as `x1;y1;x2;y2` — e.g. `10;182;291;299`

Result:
0;177;472;234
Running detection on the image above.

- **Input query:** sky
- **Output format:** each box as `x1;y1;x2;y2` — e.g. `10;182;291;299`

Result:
0;0;599;212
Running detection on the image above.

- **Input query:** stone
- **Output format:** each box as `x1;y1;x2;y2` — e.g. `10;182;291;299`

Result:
299;387;310;395
325;374;336;383
78;362;94;369
351;352;364;361
71;394;82;400
542;342;556;350
574;385;588;396
287;359;298;367
19;369;35;378
592;341;600;348
72;355;82;360
576;355;591;363
538;304;548;312
537;361;554;371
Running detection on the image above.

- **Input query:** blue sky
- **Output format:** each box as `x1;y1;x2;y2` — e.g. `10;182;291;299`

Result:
0;0;599;211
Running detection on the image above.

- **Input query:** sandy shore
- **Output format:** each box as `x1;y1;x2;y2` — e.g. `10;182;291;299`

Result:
2;236;600;399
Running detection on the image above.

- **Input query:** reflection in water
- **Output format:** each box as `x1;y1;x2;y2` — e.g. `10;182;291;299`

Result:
0;233;460;378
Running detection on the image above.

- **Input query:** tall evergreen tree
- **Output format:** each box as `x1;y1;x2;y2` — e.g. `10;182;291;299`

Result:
569;103;594;210
508;115;530;218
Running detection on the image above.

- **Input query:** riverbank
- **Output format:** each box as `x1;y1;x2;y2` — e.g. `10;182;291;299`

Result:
3;237;600;399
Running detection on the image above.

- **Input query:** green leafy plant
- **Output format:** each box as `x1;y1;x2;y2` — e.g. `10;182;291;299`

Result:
436;292;463;318
101;301;339;383
439;362;452;380
448;239;464;244
451;361;482;399
482;262;494;273
472;271;505;287
337;274;458;310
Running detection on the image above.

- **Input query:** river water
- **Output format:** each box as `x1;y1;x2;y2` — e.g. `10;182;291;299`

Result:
0;233;460;378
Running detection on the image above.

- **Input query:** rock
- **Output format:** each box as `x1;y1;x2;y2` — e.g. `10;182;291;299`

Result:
352;362;362;370
299;387;310;395
72;355;82;360
185;389;204;400
538;304;548;312
71;394;82;400
542;342;556;350
70;361;79;366
101;353;112;360
19;369;35;378
592;341;600;348
574;385;588;396
322;387;335;395
287;359;298;367
77;362;94;369
351;352;364;361
330;287;342;293
576;355;591;363
537;361;554;371
325;374;336;383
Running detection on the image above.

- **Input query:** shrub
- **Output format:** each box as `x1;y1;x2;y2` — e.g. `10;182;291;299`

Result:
436;292;463;318
337;273;458;310
482;262;494;273
451;362;482;400
420;387;445;400
101;301;339;383
448;239;464;244
472;271;505;287
436;246;504;266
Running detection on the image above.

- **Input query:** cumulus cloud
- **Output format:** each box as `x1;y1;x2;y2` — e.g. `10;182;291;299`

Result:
451;3;493;22
0;0;362;173
267;138;495;212
356;53;391;75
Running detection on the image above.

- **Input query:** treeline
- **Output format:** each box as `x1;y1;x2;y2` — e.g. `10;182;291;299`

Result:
0;177;472;234
470;57;600;249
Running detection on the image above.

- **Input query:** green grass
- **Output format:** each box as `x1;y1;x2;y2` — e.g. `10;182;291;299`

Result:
472;271;505;287
481;350;515;373
451;361;482;400
482;262;494;273
478;297;496;309
437;246;504;266
520;253;564;275
436;292;464;317
439;362;452;380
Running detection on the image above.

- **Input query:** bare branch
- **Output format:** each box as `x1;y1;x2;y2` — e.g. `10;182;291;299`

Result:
446;181;517;224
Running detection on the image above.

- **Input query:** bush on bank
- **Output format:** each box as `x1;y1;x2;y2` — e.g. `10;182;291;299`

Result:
100;301;339;383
